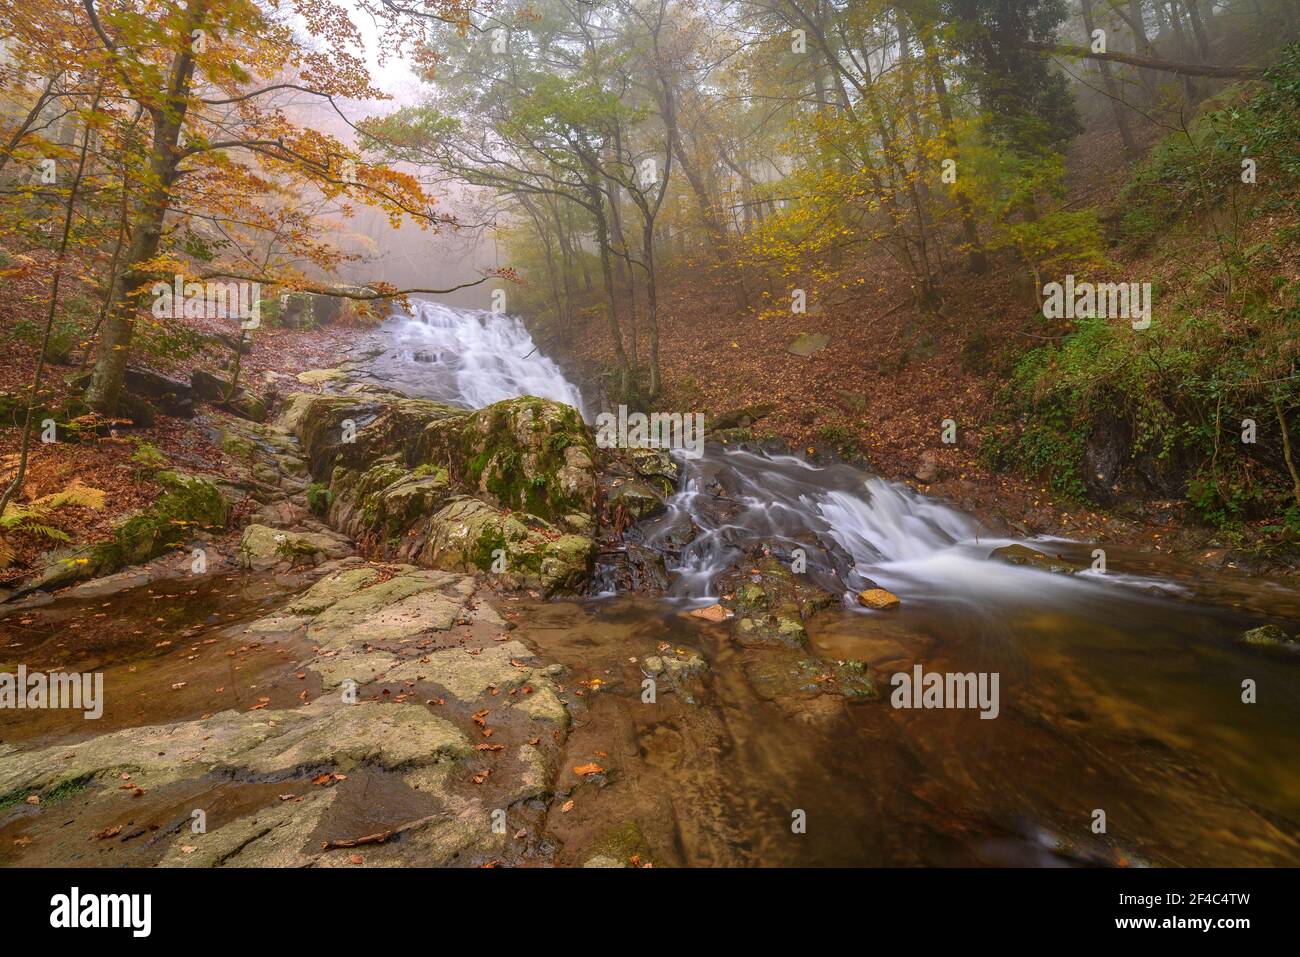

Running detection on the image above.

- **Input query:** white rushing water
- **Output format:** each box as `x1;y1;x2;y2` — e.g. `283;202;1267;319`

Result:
367;302;1173;605
360;299;588;415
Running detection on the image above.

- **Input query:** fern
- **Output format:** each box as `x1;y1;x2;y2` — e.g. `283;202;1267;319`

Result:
33;483;106;511
0;483;106;570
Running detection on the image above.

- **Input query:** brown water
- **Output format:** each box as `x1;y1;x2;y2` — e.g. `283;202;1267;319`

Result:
4;303;1298;867
506;576;1300;867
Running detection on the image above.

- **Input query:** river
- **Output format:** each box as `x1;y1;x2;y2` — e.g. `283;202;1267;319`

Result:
3;300;1298;867
348;302;1300;865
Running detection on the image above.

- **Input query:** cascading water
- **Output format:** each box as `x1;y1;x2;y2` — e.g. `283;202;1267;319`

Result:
353;299;588;416
635;445;1180;609
360;301;1182;608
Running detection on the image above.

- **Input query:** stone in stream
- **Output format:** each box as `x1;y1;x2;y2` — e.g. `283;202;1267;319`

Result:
606;480;669;520
717;557;840;648
857;587;901;610
988;543;1082;575
277;390;600;594
1238;624;1295;648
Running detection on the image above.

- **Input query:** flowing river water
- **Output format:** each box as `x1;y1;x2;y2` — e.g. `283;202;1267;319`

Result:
356;302;1300;866
3;300;1299;867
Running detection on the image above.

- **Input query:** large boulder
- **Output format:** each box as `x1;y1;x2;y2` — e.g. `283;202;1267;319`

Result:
418;496;594;595
236;524;352;570
123;367;194;418
279;391;599;593
281;389;466;479
190;369;268;422
414;395;597;532
327;459;454;553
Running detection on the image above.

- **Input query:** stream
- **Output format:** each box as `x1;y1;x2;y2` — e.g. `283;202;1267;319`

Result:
3;300;1299;867
354;302;1300;865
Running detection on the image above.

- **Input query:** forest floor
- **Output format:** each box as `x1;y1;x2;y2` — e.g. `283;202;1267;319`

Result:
0;306;368;584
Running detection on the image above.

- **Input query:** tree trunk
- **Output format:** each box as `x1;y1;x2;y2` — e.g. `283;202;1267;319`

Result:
1;90;99;517
84;5;206;413
917;23;988;273
1083;0;1138;158
584;173;630;399
1183;0;1212;62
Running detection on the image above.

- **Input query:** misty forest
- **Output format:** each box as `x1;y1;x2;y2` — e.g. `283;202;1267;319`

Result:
1;0;1298;870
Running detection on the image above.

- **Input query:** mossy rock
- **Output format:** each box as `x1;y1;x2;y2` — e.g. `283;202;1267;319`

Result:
295;368;348;386
989;543;1082;575
588;819;653;866
328;459;454;545
283;390;466;480
744;653;878;703
608;480;667;520
89;471;229;573
219;429;257;460
237;524;351;570
1239;625;1294;648
414;395;597;530
418;496;594;595
718;557;839;648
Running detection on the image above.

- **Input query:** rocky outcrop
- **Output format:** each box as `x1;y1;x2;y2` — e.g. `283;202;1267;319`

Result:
279;390;599;593
717;557;840;648
0;562;573;868
414;395;598;530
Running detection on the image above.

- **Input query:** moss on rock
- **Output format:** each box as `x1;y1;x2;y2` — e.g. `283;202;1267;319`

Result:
414;396;597;530
89;471;229;573
418;496;594;595
718;557;839;648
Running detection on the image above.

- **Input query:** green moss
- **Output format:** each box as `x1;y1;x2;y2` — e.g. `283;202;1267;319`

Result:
306;482;333;516
412;463;448;482
590;819;651;865
90;471;228;572
219;430;257;460
0;774;92;813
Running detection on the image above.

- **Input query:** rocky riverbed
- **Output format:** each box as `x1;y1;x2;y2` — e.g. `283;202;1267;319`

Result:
3;328;1299;868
